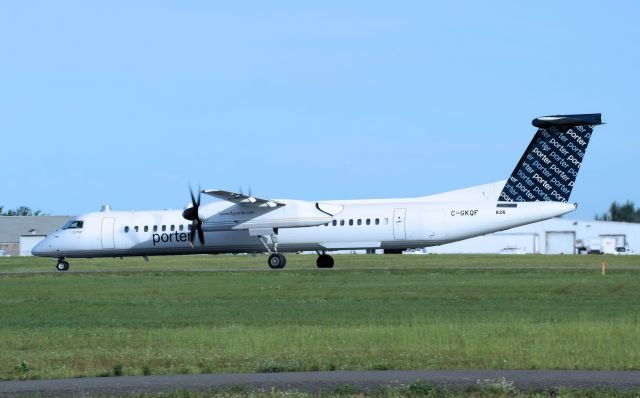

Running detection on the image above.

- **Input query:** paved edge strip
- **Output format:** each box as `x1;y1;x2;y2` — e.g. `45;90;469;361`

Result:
2;370;640;397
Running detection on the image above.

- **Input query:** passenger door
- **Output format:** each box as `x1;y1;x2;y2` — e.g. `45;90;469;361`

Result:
393;208;406;240
101;217;115;249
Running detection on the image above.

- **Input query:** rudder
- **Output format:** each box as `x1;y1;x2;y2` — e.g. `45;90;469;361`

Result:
499;113;602;202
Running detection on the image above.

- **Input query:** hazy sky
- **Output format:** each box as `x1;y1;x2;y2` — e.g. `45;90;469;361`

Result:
1;1;638;219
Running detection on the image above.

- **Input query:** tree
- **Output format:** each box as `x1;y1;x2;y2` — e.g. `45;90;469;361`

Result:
0;206;45;216
596;201;640;223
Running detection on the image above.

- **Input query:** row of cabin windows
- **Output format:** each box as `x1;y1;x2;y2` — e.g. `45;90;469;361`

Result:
124;224;192;233
124;218;388;233
323;218;388;227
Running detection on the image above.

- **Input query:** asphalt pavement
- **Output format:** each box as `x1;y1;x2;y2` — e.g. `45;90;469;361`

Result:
2;370;640;397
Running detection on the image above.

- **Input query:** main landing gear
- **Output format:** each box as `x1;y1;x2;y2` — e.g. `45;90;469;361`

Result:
257;232;287;269
254;231;336;270
56;258;70;271
316;252;334;269
267;253;286;269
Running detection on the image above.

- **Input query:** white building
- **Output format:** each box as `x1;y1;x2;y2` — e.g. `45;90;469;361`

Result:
0;216;71;256
426;217;640;254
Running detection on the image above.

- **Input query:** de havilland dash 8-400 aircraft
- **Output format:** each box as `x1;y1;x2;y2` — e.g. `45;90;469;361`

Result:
33;113;603;271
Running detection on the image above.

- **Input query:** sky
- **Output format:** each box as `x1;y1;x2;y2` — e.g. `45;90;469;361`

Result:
1;1;638;219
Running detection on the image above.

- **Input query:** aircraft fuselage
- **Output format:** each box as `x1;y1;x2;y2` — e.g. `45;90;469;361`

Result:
33;187;576;259
31;113;601;270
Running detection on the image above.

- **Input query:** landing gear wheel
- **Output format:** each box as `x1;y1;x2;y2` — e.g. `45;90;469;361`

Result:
316;254;334;269
56;260;70;271
267;253;286;269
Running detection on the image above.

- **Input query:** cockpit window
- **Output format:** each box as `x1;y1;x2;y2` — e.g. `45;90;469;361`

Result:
62;220;84;229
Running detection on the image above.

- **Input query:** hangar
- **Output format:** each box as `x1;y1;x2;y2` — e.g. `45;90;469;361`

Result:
0;216;71;256
426;217;640;255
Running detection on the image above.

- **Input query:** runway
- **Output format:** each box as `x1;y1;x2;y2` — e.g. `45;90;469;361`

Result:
2;370;640;396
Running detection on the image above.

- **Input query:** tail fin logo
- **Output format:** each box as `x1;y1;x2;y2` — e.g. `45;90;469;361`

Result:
499;114;602;203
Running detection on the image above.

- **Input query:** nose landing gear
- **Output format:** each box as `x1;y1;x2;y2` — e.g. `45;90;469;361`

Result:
56;259;70;271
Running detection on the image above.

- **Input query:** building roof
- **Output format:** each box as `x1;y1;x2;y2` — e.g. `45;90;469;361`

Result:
0;216;72;243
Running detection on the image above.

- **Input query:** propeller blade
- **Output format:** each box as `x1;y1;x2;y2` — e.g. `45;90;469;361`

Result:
197;226;205;245
189;223;196;245
183;185;205;246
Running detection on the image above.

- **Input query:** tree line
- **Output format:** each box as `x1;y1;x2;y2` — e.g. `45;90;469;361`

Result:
0;206;45;216
595;201;640;223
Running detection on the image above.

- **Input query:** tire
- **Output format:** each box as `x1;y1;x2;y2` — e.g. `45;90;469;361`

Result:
268;253;286;269
316;254;334;269
56;261;69;271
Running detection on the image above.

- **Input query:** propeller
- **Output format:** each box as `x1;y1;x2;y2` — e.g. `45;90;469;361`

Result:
182;186;205;246
239;185;253;197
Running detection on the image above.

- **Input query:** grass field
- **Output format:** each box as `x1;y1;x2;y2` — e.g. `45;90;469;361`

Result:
1;254;639;381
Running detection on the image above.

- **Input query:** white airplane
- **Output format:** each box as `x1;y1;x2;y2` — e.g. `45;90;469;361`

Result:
33;113;602;270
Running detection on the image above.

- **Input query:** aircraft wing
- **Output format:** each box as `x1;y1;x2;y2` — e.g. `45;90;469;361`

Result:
202;189;285;208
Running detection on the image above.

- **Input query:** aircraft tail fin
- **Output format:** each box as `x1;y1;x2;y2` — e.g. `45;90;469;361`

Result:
499;114;603;202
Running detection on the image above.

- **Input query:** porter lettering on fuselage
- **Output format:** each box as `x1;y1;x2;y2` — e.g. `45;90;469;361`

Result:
152;232;189;246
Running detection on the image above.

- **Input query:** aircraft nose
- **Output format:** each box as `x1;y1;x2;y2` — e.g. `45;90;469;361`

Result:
31;236;54;257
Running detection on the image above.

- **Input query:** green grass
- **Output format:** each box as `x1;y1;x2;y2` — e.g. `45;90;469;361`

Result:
1;254;640;380
1;252;638;273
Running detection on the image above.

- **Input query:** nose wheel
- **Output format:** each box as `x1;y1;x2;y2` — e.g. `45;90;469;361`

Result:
267;253;286;269
56;259;70;271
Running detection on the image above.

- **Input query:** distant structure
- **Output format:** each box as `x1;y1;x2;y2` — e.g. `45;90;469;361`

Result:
425;218;640;255
0;216;71;256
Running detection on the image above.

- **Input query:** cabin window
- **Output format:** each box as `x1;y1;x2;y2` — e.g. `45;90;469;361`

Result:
357;219;362;226
349;219;353;226
134;226;139;232
124;226;129;233
153;225;158;232
188;224;192;231
375;218;380;225
384;218;389;225
62;220;84;229
169;225;174;231
179;224;184;231
162;225;166;232
332;220;337;226
366;219;371;225
340;219;345;226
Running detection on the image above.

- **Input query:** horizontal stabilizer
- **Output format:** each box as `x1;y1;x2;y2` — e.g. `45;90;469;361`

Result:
532;113;602;128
